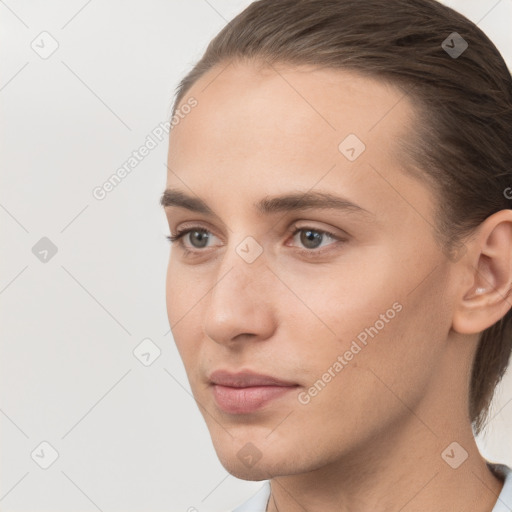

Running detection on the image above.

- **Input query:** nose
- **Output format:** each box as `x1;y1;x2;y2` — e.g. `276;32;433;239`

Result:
202;241;277;347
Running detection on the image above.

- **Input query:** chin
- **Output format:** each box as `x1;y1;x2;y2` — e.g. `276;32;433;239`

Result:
222;461;274;481
213;436;317;481
217;451;285;481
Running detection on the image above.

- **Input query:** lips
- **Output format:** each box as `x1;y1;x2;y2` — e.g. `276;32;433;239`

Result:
208;369;299;414
209;369;298;387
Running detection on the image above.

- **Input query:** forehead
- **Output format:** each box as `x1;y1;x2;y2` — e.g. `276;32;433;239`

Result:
168;61;413;169
165;61;430;223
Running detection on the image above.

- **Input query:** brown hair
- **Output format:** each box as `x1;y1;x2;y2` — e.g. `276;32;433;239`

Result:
171;0;512;435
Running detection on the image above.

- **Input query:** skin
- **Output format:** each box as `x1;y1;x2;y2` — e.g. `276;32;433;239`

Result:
162;60;512;512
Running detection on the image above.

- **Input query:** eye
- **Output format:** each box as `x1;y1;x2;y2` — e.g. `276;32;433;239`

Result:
166;227;216;249
166;224;345;257
288;225;339;251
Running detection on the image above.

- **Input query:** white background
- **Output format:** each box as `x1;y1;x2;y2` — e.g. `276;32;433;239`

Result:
1;1;511;511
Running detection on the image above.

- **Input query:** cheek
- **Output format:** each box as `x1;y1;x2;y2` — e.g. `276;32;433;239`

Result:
275;245;403;327
165;257;204;359
277;254;448;400
274;258;403;358
165;256;179;323
165;255;205;322
275;297;443;455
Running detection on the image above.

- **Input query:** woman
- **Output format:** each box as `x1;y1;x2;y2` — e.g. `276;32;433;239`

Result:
161;0;512;510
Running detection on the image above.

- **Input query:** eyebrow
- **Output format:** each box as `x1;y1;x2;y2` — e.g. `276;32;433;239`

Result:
160;188;372;217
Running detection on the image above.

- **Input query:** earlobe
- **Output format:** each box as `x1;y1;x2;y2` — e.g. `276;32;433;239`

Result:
452;210;512;335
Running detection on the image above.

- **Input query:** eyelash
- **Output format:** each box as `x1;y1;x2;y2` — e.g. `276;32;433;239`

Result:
166;225;344;259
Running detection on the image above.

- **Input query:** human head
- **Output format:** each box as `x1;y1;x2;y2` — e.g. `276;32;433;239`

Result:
162;0;512;479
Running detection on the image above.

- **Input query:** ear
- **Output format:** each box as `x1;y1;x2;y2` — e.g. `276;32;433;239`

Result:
452;209;512;335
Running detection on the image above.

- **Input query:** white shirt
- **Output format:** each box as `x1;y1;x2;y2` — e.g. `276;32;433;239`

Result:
229;462;512;512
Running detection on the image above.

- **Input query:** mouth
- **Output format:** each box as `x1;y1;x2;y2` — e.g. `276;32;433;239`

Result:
208;369;300;414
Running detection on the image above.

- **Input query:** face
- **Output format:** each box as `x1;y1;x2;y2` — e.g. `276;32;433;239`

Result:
163;61;456;480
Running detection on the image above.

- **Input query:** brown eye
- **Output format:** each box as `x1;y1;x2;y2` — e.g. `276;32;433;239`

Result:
291;227;338;250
